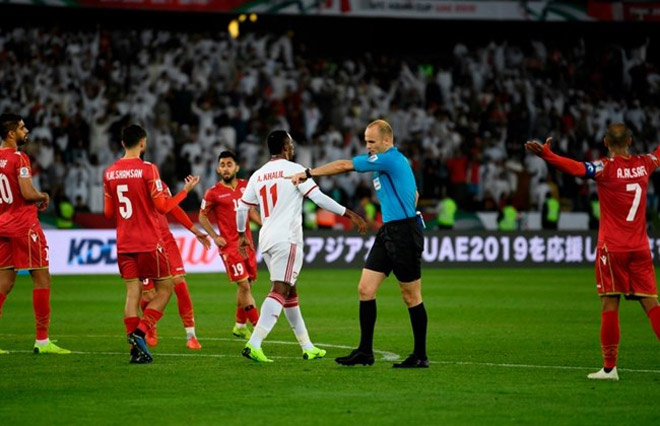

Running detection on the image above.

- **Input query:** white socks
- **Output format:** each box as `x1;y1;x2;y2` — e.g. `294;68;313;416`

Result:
248;294;284;349
284;306;314;350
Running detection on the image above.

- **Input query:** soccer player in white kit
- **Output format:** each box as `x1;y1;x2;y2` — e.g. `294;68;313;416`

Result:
236;130;367;362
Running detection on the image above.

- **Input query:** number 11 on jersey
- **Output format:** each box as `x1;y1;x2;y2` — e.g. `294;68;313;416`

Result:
259;184;278;217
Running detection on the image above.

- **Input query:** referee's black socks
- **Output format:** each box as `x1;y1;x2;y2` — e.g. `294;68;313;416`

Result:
408;302;427;359
358;299;377;354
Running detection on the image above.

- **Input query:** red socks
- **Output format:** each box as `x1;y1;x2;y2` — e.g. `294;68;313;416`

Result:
137;309;163;334
33;289;50;340
124;316;140;334
235;307;247;325
245;305;259;326
0;292;6;316
174;281;195;328
648;306;660;340
600;310;620;369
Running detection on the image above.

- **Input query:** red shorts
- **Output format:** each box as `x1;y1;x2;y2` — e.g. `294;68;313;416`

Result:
595;247;658;298
221;247;257;283
118;246;171;281
0;225;49;271
162;232;185;277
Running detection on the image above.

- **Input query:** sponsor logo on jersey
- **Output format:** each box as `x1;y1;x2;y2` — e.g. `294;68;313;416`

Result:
373;176;381;190
368;154;378;162
19;166;30;178
200;199;206;209
155;179;163;191
616;166;647;179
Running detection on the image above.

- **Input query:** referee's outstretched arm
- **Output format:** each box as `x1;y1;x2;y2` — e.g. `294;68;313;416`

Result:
287;160;354;185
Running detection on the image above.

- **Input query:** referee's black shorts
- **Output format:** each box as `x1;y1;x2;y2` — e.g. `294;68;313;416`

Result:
364;217;424;283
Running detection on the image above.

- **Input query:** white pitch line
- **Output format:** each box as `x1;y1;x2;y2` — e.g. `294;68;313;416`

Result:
3;333;660;373
0;333;400;361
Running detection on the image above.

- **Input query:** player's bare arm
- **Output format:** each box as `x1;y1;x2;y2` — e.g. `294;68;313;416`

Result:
237;231;254;259
198;209;226;248
249;207;262;227
288;160;355;185
18;174;48;209
344;208;367;235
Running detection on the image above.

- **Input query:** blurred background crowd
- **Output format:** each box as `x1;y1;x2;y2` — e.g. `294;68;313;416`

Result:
1;21;659;228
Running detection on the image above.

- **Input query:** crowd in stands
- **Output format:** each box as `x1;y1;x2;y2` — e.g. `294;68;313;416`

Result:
1;25;659;225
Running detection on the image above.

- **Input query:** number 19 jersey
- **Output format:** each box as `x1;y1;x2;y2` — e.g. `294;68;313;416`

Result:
240;159;318;252
103;158;165;253
590;151;660;251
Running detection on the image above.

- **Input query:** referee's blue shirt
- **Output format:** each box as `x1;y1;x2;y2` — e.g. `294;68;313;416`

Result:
352;147;417;223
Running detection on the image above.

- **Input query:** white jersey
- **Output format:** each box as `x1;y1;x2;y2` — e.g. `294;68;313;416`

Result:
240;159;318;252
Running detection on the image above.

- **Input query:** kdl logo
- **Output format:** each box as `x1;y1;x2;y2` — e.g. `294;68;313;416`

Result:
68;239;117;265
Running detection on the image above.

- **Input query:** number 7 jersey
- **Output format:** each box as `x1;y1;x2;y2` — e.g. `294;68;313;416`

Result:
240;158;318;252
103;158;165;253
589;151;660;251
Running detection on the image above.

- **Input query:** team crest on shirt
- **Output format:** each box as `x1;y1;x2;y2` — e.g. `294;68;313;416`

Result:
19;167;30;178
600;255;607;265
31;233;38;242
368;154;378;162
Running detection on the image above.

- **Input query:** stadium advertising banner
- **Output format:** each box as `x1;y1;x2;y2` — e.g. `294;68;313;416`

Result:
44;229;660;275
8;0;660;21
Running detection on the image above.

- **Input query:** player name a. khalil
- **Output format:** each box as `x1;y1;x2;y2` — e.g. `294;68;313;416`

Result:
257;170;284;182
616;166;647;179
105;169;144;180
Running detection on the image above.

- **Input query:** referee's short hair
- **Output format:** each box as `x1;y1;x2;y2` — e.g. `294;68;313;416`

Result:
267;130;291;155
367;119;394;142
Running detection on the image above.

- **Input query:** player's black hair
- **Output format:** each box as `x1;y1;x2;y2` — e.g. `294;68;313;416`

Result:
218;150;238;163
0;113;22;140
121;124;147;148
267;130;290;156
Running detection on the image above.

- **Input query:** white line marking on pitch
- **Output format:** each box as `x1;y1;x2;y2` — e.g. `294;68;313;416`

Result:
3;333;660;373
0;333;400;361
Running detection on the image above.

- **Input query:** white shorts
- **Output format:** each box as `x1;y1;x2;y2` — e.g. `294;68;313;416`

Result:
262;242;303;285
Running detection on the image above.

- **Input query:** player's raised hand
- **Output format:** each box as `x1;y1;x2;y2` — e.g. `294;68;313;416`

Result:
286;172;308;186
525;137;553;157
213;235;227;248
345;209;367;235
183;175;201;193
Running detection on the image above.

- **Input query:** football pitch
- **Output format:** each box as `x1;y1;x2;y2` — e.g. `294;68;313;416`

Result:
1;268;659;425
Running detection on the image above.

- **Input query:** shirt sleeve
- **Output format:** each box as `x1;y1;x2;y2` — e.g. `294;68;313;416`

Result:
147;163;165;199
240;176;259;207
352;152;395;173
200;189;214;215
645;146;660;172
17;153;32;179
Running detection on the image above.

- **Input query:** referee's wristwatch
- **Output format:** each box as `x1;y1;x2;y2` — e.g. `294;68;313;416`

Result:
305;168;313;179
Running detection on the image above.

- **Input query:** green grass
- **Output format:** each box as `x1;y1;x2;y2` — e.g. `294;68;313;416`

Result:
1;268;659;425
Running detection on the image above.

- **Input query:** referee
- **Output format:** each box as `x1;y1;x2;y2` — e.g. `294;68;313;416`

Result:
289;119;428;368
